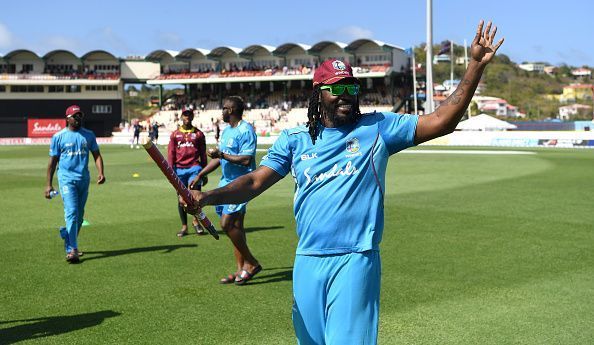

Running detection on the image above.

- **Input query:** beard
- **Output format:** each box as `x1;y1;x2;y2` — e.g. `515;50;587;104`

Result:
70;118;82;129
320;100;356;127
222;113;231;123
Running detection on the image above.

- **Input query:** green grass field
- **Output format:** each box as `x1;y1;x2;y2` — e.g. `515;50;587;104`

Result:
1;145;593;344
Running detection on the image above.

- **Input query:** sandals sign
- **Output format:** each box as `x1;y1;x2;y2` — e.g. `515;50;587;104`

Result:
28;119;66;138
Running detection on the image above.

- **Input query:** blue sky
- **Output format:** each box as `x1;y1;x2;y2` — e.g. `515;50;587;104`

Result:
1;0;593;67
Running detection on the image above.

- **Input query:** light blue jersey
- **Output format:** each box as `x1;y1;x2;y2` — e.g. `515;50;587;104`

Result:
218;120;257;186
49;128;99;181
261;112;418;255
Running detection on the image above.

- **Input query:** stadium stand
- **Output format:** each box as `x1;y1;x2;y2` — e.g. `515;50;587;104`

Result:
0;39;412;138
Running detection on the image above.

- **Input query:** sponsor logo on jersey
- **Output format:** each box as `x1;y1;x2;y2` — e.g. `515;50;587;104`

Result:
178;142;195;148
301;153;318;161
64;150;87;157
303;161;359;185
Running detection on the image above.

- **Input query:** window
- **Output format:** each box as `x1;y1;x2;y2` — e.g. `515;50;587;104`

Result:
293;58;311;67
92;64;119;72
48;85;65;93
85;85;118;91
0;85;5;92
190;63;213;72
21;64;34;73
92;105;112;114
364;54;390;64
66;85;81;93
46;64;76;74
11;85;44;92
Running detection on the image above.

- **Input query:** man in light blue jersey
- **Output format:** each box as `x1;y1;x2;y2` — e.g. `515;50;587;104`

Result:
45;105;105;263
183;21;503;344
190;96;261;285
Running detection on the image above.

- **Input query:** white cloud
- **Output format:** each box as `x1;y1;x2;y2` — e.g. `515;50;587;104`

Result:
157;32;182;47
44;35;82;52
337;26;374;41
556;48;592;67
313;26;374;43
97;27;130;52
0;23;13;48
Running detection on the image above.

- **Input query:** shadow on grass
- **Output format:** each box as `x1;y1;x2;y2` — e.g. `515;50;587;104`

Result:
244;226;284;233
0;310;120;344
247;266;293;286
81;244;197;262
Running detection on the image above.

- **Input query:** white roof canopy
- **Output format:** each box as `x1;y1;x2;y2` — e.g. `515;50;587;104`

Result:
456;114;517;131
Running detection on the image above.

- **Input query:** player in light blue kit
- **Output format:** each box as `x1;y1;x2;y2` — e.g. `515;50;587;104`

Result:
45;105;105;263
183;21;503;344
190;96;261;285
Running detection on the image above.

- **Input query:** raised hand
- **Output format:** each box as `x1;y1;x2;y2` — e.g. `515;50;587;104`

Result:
470;20;504;65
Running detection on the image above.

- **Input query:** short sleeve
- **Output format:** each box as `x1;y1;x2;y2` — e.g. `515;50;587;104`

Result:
259;130;292;177
378;113;419;155
49;135;59;157
238;128;256;156
88;133;99;152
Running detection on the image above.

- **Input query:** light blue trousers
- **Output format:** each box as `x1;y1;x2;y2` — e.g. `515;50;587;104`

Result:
58;178;89;253
292;250;381;345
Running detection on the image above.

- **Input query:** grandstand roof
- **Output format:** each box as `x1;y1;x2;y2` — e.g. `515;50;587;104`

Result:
81;50;118;61
308;41;348;54
345;39;402;52
43;50;80;61
3;49;40;60
207;46;242;59
177;48;211;59
272;43;311;56
145;50;179;61
240;44;275;57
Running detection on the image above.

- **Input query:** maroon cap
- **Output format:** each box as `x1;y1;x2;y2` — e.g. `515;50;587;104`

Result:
313;59;359;86
181;107;194;116
65;105;83;117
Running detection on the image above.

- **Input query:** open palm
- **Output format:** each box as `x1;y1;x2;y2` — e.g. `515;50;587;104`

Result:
470;20;504;65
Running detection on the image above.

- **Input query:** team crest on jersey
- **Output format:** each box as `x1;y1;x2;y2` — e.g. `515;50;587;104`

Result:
346;138;360;153
345;138;362;158
332;60;346;71
226;138;234;148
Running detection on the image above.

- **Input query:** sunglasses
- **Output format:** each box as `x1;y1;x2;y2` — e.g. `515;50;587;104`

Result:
320;84;360;96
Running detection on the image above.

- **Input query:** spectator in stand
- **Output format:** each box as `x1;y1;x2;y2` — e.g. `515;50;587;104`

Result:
168;108;208;237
